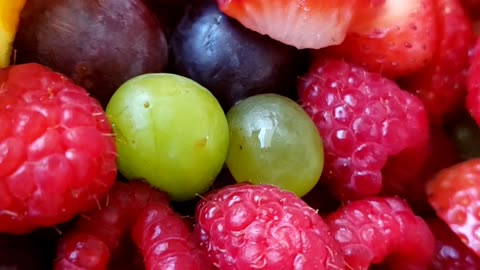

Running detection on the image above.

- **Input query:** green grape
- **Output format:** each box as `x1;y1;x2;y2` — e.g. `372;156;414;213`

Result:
105;73;229;201
226;93;324;197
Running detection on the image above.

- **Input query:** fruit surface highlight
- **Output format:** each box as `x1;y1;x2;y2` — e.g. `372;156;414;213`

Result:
226;94;324;197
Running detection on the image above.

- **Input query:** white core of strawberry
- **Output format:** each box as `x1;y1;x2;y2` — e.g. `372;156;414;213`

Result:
221;0;356;50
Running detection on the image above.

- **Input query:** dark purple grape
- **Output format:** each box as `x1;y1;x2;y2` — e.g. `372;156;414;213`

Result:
170;0;306;110
14;0;168;107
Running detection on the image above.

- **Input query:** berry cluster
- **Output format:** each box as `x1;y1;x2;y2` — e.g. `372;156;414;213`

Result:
1;0;480;269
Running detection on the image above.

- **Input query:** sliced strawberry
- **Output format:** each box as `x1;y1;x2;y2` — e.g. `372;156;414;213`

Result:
321;0;439;79
427;159;480;256
216;0;384;49
467;37;480;126
399;0;474;126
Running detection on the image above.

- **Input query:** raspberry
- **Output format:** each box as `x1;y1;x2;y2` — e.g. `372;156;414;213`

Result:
298;58;429;201
0;63;117;234
428;218;480;270
426;158;480;257
325;197;435;270
55;181;168;270
194;183;344;270
132;202;213;270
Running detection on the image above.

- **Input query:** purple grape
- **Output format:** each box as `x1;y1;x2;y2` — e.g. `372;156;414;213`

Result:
170;0;307;110
14;0;168;107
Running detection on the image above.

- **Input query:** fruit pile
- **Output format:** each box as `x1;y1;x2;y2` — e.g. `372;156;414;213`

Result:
2;0;480;269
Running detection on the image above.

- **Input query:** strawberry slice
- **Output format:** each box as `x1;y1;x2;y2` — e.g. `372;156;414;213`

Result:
321;0;439;78
216;0;384;49
427;159;480;257
467;38;480;126
399;0;474;125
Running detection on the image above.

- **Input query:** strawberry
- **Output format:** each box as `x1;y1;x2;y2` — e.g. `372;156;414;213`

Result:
321;0;439;79
428;218;480;270
326;197;435;270
195;183;344;270
426;158;480;257
0;63;117;234
399;0;474;125
466;37;480;126
215;0;384;50
298;58;429;201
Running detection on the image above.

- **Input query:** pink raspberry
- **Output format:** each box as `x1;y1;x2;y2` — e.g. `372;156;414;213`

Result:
132;202;213;270
325;197;435;270
55;181;168;270
194;183;344;270
0;63;117;234
298;58;430;201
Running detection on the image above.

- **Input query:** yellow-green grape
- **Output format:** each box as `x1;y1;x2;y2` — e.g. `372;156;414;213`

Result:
106;73;229;201
226;93;324;197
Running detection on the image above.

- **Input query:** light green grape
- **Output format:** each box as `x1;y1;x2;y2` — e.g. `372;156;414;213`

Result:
106;73;229;201
226;94;324;197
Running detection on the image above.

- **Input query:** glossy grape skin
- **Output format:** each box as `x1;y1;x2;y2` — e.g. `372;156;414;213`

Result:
14;0;168;107
170;0;305;110
105;73;229;201
226;94;325;197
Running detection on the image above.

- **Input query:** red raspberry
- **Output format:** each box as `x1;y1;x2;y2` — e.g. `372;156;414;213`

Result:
399;0;474;125
55;181;168;270
325;197;435;270
0;63;117;234
467;38;480;126
194;183;344;270
298;58;429;201
428;218;480;270
132;202;213;270
426;158;480;257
